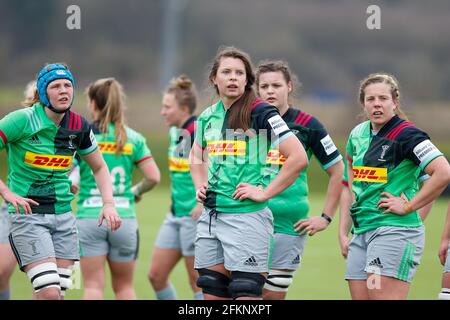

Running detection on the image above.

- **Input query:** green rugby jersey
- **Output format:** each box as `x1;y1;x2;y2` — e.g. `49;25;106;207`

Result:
263;108;342;235
75;123;153;219
195;96;293;213
168;116;197;217
346;115;443;234
0;103;97;214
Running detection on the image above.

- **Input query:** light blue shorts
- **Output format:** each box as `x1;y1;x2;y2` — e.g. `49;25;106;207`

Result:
155;213;197;256
77;218;139;262
0;202;10;244
195;207;274;273
444;244;450;273
9;212;79;270
345;225;425;283
270;232;307;271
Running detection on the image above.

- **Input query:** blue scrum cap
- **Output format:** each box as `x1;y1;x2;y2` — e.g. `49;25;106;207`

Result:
37;63;74;107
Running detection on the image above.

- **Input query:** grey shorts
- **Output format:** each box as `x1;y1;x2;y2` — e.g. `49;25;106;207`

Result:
444;244;450;273
270;232;307;271
155;213;197;257
345;225;425;283
195;207;274;273
0;202;10;244
77;218;139;262
9;212;79;270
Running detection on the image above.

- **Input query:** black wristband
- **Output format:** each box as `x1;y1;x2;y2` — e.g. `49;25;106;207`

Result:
321;213;332;224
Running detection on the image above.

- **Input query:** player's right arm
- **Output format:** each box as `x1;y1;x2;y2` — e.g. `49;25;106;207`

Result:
0;110;40;213
189;141;208;203
189;117;209;203
0;178;39;214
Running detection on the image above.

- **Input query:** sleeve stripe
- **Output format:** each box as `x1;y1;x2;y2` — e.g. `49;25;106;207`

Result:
294;111;304;124
272;131;294;147
69;112;74;129
135;155;153;165
69;112;82;130
386;121;414;140
251;98;265;111
75;114;82;130
297;112;308;125
0;130;7;144
300;114;312;126
322;154;343;170
78;144;98;156
346;151;353;163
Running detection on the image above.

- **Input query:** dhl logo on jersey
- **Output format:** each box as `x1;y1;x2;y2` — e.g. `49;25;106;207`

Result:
24;151;72;170
98;142;133;155
353;166;387;183
207;140;246;156
266;149;286;165
169;157;190;172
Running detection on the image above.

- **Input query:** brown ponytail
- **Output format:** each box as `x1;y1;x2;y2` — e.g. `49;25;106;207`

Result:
86;78;127;154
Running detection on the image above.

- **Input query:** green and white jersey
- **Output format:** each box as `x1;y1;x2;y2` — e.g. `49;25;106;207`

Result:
346;116;443;234
263;108;342;235
0;103;97;214
76;123;153;218
168;116;197;217
195;96;293;213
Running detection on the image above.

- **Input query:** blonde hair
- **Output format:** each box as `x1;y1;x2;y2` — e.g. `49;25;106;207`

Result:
86;78;127;155
359;72;408;120
21;80;38;107
165;74;197;114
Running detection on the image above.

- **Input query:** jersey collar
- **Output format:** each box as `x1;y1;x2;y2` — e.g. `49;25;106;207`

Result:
371;115;402;137
181;115;197;130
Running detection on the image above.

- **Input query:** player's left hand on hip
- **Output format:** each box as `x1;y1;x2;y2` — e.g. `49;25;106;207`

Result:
378;191;411;215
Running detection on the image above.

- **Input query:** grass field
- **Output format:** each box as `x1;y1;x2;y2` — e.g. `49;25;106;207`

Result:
8;187;449;300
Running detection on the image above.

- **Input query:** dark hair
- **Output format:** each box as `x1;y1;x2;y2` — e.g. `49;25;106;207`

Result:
86;78;127;154
359;72;407;120
165;74;197;114
255;60;301;103
208;46;256;131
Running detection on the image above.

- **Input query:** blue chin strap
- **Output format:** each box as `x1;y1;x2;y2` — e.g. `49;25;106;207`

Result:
37;63;75;114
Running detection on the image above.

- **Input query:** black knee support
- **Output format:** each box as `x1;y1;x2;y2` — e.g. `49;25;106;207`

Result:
196;268;231;298
229;271;266;299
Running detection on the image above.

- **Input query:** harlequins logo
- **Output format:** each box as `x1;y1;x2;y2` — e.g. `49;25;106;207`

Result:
68;134;77;149
28;240;40;256
378;145;389;162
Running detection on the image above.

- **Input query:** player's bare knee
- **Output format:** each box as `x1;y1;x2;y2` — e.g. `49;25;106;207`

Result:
37;287;61;300
148;270;166;287
229;271;266;299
